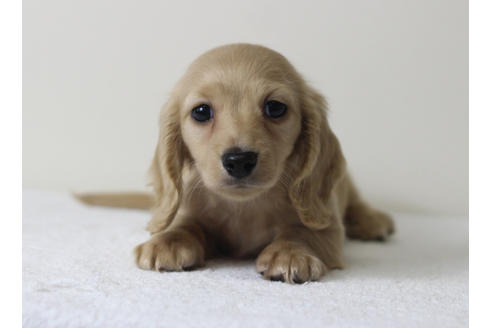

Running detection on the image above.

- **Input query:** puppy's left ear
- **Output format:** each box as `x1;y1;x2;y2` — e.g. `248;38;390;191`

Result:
289;85;346;230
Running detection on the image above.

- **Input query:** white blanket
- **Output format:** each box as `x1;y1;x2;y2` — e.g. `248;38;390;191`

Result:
23;190;468;327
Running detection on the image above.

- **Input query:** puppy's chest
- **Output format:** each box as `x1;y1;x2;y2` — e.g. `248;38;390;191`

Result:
199;199;299;258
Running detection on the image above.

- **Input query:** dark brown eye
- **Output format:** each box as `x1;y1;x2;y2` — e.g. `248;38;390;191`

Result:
191;104;213;122
264;100;287;119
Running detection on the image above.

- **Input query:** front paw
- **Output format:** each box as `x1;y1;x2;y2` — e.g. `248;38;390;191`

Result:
134;230;204;272
256;242;326;284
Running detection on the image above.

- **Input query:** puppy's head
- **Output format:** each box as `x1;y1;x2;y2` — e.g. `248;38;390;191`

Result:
148;44;345;233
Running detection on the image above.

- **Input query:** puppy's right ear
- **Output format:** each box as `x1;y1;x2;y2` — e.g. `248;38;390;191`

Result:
146;97;185;234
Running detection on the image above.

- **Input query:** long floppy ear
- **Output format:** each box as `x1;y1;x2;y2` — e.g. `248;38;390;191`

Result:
146;98;186;234
289;85;346;230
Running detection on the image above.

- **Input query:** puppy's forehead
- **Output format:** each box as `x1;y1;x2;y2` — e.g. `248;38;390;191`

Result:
180;44;302;107
189;44;298;80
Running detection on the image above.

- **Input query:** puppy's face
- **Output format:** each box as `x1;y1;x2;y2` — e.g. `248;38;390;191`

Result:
148;44;345;233
178;49;302;201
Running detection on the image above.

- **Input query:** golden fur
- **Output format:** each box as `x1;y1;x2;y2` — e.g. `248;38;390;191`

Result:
80;44;394;283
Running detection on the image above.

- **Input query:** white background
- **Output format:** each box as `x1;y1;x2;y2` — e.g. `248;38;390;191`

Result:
23;0;468;216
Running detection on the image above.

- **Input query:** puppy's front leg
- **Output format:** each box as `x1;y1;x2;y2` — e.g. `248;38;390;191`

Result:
256;224;344;283
134;222;208;272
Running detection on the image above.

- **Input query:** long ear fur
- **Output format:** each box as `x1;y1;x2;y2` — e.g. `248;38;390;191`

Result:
146;98;185;234
289;85;346;230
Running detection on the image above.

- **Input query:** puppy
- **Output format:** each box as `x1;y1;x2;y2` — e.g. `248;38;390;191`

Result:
80;44;394;283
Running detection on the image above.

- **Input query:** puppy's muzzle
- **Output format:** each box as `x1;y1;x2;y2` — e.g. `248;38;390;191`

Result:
222;148;258;179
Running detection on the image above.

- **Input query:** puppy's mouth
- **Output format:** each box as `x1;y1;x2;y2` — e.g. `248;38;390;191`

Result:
224;180;259;189
215;178;269;200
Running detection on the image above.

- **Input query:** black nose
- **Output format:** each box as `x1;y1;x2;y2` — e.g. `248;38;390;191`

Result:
222;149;258;179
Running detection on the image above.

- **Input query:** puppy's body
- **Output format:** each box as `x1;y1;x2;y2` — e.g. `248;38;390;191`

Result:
171;164;352;259
81;44;394;283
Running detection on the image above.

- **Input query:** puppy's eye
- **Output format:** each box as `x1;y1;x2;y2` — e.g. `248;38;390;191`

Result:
264;100;287;119
191;104;213;122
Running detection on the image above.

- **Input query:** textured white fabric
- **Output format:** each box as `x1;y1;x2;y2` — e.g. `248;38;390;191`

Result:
23;190;468;328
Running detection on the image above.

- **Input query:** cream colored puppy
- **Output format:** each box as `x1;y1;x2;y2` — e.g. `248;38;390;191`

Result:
80;44;394;283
